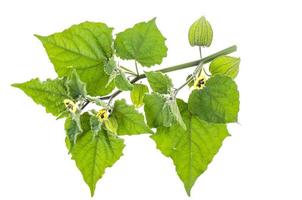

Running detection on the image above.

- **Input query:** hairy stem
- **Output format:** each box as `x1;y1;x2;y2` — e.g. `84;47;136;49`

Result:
135;61;139;76
175;75;194;95
81;45;237;110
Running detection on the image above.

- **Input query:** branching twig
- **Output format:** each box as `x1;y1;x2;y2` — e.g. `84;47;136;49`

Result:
81;45;237;110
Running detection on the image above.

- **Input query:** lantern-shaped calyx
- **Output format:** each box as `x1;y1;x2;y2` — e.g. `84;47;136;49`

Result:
188;16;213;47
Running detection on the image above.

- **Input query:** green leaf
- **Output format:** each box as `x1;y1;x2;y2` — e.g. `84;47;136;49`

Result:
12;78;69;116
145;71;172;94
104;116;118;134
65;119;82;147
66;69;87;99
209;56;240;78
89;114;102;136
70;122;125;196
151;100;229;196
143;93;174;128
169;99;187;130
35;22;115;96
115;72;133;91
114;18;167;67
65;112;90;148
188;75;239;123
111;99;152;135
130;83;149;107
188;16;213;47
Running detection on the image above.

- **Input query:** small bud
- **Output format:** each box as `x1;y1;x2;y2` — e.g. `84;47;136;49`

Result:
96;109;109;122
64;99;77;113
188;16;213;47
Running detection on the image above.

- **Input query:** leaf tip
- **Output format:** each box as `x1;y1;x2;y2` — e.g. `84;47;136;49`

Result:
150;17;157;23
11;83;19;88
34;34;44;40
89;186;96;197
185;187;192;197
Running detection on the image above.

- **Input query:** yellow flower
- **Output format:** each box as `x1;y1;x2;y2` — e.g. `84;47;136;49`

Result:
193;71;208;89
64;99;77;113
97;109;109;122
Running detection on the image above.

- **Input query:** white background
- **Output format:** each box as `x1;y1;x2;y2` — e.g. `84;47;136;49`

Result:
1;0;302;199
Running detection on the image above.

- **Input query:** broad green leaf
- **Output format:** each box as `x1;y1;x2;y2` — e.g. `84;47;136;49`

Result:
114;18;168;67
151;100;229;196
111;99;152;135
188;16;213;47
209;56;240;78
12;78;69;116
130;83;149;107
143;93;174;128
66;69;87;99
145;71;172;94
70;124;125;196
188;75;239;123
35;22;114;96
115;72;133;91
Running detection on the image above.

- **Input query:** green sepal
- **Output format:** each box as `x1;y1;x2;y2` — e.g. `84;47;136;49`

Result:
104;116;118;134
209;56;240;78
188;16;213;47
186;74;194;88
130;83;149;107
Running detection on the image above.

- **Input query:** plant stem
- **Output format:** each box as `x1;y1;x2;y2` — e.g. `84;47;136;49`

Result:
175;76;194;95
135;61;139;76
82;45;237;110
119;66;136;76
199;46;202;59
